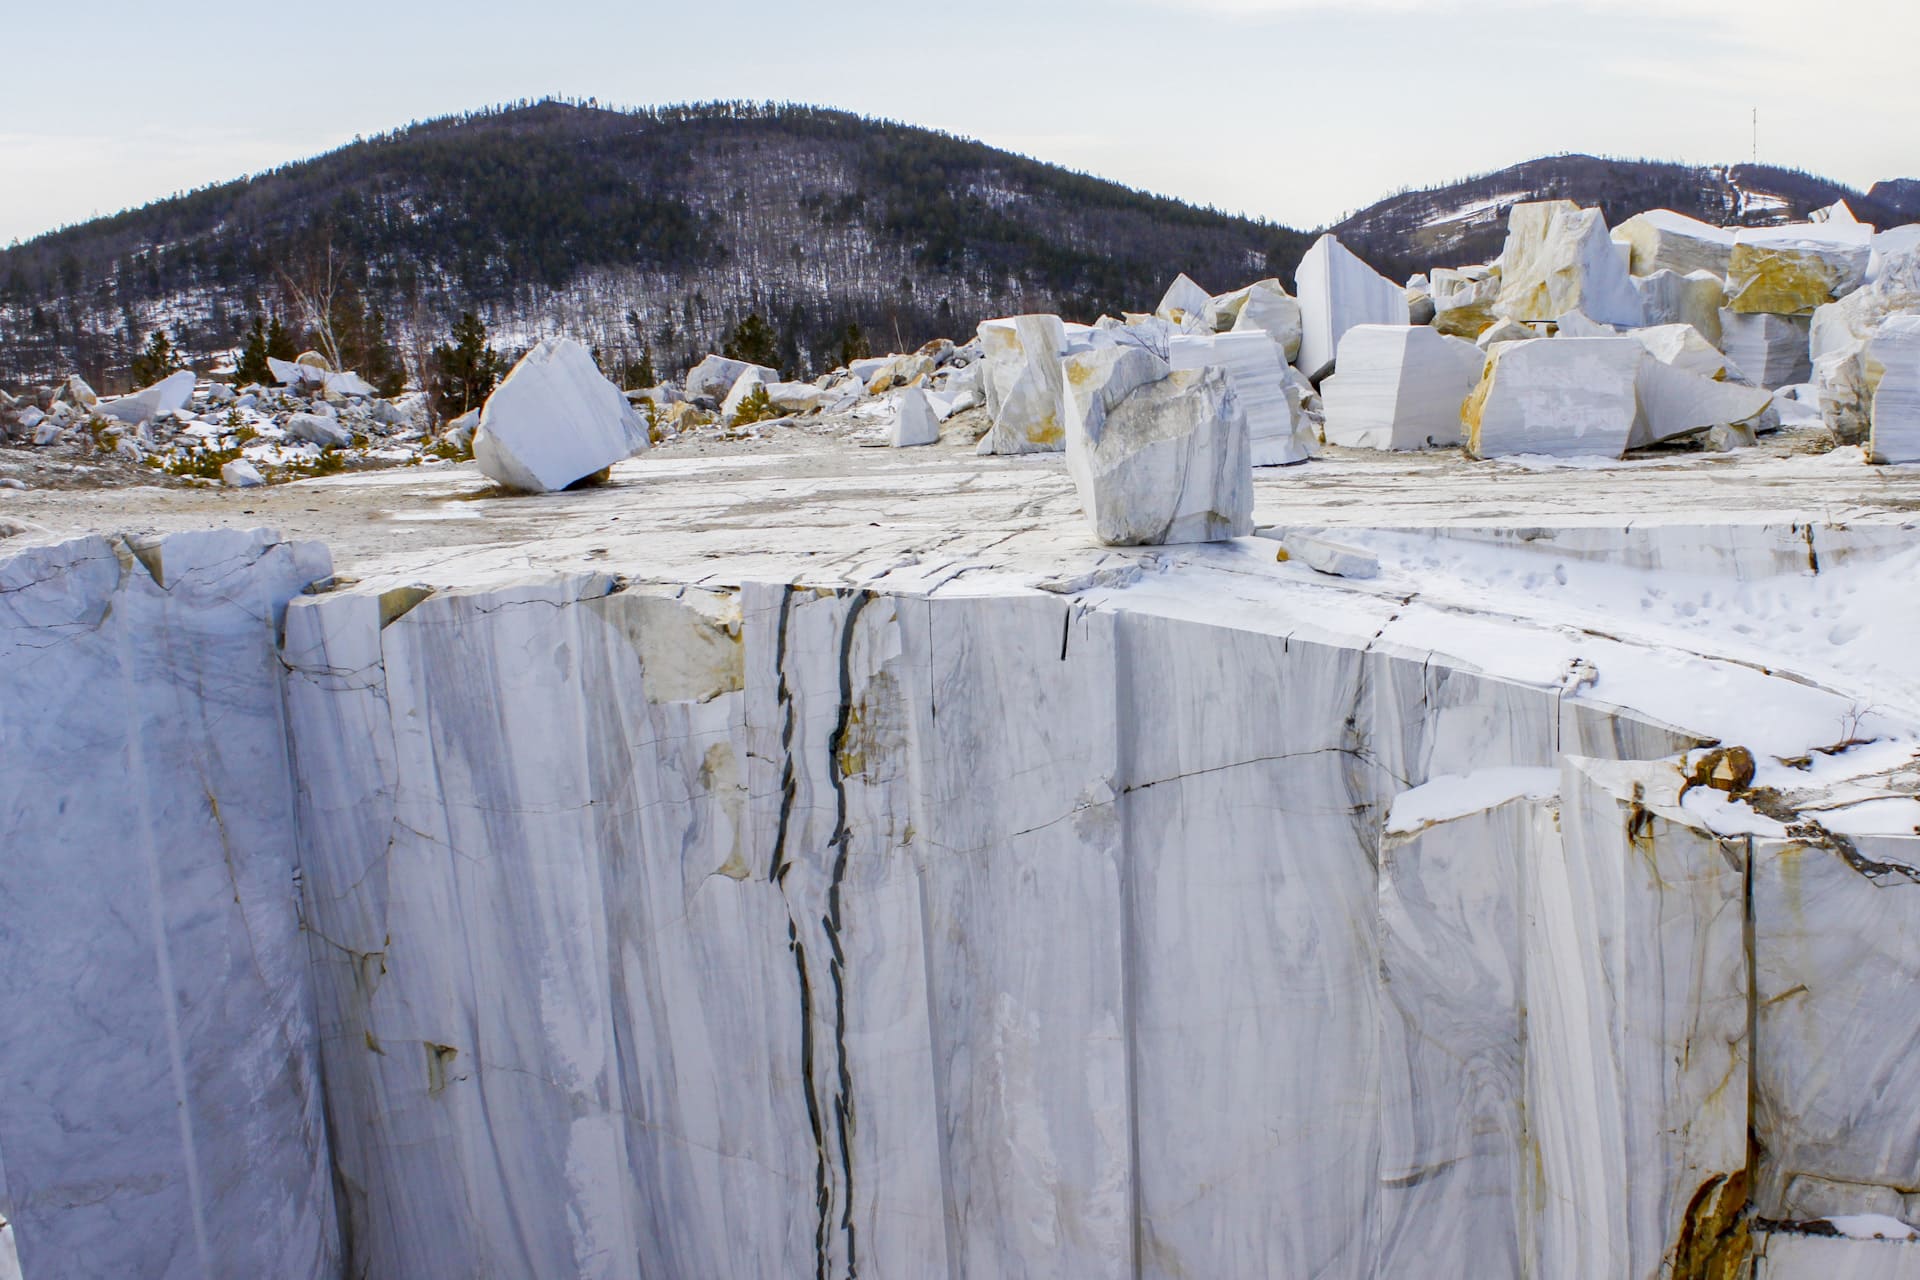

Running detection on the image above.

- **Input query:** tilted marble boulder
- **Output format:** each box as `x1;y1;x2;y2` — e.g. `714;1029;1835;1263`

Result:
1154;273;1214;329
1868;315;1920;462
1631;327;1773;448
889;385;940;447
1634;268;1726;346
764;380;832;414
684;353;777;403
1728;222;1872;316
1321;324;1484;450
976;314;1071;454
1065;363;1251;544
1226;278;1305;362
1477;318;1537;349
1613;209;1735;278
1431;265;1502;339
1465;336;1644;459
720;366;777;422
1295;233;1409;381
285;412;351;449
1168;330;1312;465
474;337;650;492
1720;310;1812;390
96;369;195;425
1493;201;1643;328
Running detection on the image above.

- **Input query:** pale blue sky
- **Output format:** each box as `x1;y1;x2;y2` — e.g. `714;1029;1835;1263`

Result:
4;0;1914;245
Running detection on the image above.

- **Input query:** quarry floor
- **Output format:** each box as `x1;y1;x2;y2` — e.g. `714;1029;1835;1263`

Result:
3;419;1919;592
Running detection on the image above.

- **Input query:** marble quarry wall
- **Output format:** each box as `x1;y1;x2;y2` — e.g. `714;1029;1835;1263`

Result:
3;527;1918;1278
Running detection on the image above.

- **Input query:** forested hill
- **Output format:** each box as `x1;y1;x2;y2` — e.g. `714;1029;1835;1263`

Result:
0;100;1310;389
1333;154;1907;283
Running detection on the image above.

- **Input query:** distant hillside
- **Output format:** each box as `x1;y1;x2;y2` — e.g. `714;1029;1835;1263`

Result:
1871;179;1920;220
0;100;1310;390
1335;154;1907;283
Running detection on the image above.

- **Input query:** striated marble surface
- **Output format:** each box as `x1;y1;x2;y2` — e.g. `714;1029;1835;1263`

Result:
0;530;338;1279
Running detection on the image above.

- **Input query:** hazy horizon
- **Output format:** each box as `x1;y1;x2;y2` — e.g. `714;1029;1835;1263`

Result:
4;0;1916;246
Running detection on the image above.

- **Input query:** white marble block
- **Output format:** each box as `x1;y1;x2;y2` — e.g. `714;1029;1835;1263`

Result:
1066;364;1252;544
1294;233;1410;381
1753;1230;1920;1279
1720;309;1813;390
1320;324;1484;450
0;529;338;1280
1729;222;1873;316
1169;329;1312;464
96;369;196;425
1465;336;1644;459
889;384;940;446
1631;324;1773;447
1218;279;1305;362
977;314;1071;454
1154;272;1213;328
1494;201;1643;327
474;337;650;492
1430;265;1502;339
684;352;776;402
1614;209;1736;278
1870;315;1920;462
1634;268;1726;346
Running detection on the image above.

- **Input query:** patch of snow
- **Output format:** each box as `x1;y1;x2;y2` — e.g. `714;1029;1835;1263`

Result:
1385;767;1561;833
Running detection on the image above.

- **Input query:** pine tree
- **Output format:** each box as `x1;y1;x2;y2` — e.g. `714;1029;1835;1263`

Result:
266;316;299;362
235;316;273;387
130;329;183;386
428;312;506;423
721;312;779;369
836;322;871;370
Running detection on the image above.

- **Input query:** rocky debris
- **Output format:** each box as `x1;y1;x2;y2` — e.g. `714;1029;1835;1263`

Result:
1494;200;1642;328
1066;362;1251;545
1721;311;1814;390
1322;325;1485;451
1430;265;1503;340
977;314;1071;454
1168;330;1312;465
1465;336;1645;459
1613;209;1736;278
1868;315;1920;463
1728;221;1873;316
889;386;940;447
473;337;650;492
96;370;196;426
1634;269;1726;345
1295;233;1409;381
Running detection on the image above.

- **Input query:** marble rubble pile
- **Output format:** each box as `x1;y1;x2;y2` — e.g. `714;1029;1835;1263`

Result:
8;519;1920;1278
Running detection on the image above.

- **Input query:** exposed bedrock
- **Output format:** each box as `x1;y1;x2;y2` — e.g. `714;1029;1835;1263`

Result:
4;524;1920;1278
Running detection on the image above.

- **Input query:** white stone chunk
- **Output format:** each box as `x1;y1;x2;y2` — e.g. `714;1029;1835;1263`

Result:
1431;265;1502;339
1168;329;1312;465
1729;222;1873;316
1154;273;1213;328
1753;1231;1920;1280
285;412;350;448
1281;532;1379;577
720;366;776;422
1634;268;1726;346
976;315;1070;454
889;386;940;447
1633;350;1773;448
474;337;650;492
763;380;830;414
684;353;776;402
1466;337;1644;459
1224;279;1305;362
1721;310;1813;389
1613;209;1736;278
221;458;265;487
1066;364;1251;544
1869;315;1920;462
96;370;196;425
1493;201;1643;328
1320;324;1483;450
1294;233;1409;381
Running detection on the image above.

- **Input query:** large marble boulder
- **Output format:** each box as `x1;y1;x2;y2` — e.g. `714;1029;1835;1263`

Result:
1465;336;1644;459
1154;273;1213;329
1320;324;1484;450
1217;279;1304;362
96;369;195;425
1634;269;1726;346
1720;310;1812;390
1493;201;1643;328
684;353;777;403
1727;222;1872;316
720;366;777;423
1868;314;1920;462
1294;233;1409;381
1631;327;1773;448
889;385;940;447
1168;330;1312;465
976;314;1071;454
474;337;650;492
1065;362;1251;544
1430;265;1502;339
1613;209;1735;278
1810;238;1920;442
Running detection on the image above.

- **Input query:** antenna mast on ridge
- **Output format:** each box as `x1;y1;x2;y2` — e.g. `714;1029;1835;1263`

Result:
1752;108;1758;166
